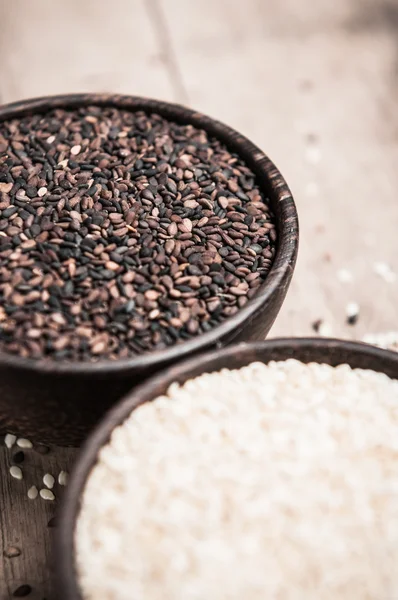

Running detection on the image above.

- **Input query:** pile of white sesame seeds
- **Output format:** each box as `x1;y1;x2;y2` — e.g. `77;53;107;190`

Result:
76;360;398;600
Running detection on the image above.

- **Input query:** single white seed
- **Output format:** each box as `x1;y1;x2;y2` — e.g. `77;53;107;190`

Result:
317;321;333;337
16;438;33;449
305;145;321;164
4;434;16;449
40;489;55;501
71;144;81;156
46;135;56;144
10;466;23;480
346;302;360;318
43;473;55;489
27;486;38;500
337;269;353;283
58;471;69;486
373;262;396;283
37;187;47;197
305;182;319;197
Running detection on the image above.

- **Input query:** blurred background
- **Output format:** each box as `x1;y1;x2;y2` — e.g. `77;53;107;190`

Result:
0;0;397;342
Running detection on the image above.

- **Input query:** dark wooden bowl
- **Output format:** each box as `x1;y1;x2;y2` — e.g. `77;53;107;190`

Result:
57;337;398;600
0;93;298;445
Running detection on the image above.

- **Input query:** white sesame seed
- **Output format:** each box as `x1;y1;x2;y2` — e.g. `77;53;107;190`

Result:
46;135;55;144
37;187;47;197
305;145;321;164
27;486;38;500
39;489;55;501
71;144;81;156
4;434;16;449
16;438;33;449
346;302;360;318
76;361;398;599
43;474;55;489
337;268;353;283
305;181;319;197
373;261;396;283
9;466;23;480
317;321;333;337
58;471;69;486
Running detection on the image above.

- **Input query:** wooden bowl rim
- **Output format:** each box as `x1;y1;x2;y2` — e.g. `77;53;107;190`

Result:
57;337;398;599
0;93;298;374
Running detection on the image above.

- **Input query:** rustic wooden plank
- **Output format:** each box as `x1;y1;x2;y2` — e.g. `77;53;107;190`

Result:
145;0;190;103
0;0;175;103
162;0;398;341
0;443;78;599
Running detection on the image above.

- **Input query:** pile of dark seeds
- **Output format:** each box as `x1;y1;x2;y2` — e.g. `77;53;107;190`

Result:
0;106;276;361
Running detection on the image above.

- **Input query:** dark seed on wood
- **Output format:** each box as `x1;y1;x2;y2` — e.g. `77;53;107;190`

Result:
12;584;32;597
48;516;58;528
12;451;25;464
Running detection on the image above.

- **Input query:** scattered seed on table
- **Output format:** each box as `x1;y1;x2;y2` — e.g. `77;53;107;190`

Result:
12;584;32;597
12;450;25;464
318;321;333;336
16;438;32;449
312;319;333;337
373;262;396;283
0;106;276;362
346;302;360;326
10;466;23;480
4;433;16;448
39;489;55;501
3;546;21;558
27;485;38;500
43;473;55;489
337;268;353;283
305;145;321;164
58;470;69;486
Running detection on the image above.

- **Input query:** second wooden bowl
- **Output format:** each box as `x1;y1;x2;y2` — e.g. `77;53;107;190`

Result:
57;337;398;599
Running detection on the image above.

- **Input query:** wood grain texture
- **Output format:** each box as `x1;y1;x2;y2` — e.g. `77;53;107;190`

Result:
0;444;78;599
0;0;175;103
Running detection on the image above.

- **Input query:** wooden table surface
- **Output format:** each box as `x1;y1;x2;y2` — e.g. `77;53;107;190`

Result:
0;0;397;597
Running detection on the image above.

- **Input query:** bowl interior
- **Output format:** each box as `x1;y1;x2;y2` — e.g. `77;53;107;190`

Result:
57;337;398;599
